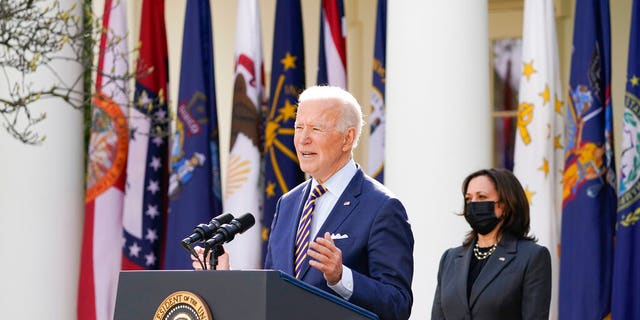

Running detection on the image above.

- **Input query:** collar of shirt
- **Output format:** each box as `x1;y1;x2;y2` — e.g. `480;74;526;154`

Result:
307;159;358;240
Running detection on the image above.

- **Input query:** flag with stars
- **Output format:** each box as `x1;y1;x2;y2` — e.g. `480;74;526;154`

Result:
263;0;306;257
368;0;386;183
164;0;222;270
78;1;128;319
317;0;347;88
560;0;616;318
612;0;640;317
512;1;564;318
223;0;266;269
122;0;169;271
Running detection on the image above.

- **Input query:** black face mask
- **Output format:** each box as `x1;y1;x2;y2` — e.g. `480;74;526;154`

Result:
465;201;501;235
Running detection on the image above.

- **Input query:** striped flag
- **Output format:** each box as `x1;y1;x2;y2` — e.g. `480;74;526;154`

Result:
78;1;128;319
263;0;306;257
368;0;386;183
612;0;640;317
224;0;266;269
317;0;346;88
512;0;564;318
164;0;222;270
560;0;616;318
122;0;169;271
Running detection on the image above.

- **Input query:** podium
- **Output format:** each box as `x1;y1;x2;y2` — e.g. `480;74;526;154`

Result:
114;270;378;320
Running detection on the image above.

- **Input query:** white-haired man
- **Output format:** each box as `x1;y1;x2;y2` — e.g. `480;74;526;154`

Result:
265;86;414;320
192;86;414;320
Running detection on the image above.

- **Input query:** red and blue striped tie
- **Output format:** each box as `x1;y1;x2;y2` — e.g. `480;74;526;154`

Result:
294;184;328;278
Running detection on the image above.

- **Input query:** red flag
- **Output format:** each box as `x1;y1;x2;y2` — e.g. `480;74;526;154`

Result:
78;1;129;319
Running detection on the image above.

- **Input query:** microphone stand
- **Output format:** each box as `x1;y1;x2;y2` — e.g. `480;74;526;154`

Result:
207;244;224;270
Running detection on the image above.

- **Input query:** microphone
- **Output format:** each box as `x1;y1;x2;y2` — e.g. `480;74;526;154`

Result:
181;213;234;248
204;213;255;249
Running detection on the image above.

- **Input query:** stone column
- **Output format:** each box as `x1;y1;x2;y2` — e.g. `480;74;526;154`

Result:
0;0;85;318
386;1;491;317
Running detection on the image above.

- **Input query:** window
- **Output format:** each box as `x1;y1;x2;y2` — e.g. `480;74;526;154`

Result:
491;38;521;170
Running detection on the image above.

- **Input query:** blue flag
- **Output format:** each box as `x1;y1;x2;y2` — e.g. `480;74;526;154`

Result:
612;0;640;317
263;0;306;257
560;0;616;318
164;0;222;269
368;0;386;183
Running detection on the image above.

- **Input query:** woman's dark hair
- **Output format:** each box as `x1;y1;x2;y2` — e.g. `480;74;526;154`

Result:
461;168;536;246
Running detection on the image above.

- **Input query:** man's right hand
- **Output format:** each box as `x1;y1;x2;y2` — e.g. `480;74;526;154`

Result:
191;246;230;270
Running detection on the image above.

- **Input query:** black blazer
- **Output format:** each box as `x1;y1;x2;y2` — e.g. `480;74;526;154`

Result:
431;234;551;320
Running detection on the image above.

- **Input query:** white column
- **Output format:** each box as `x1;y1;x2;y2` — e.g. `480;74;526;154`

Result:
386;1;491;318
0;0;84;318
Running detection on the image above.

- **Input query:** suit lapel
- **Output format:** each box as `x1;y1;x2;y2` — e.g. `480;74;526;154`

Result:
469;235;517;308
298;170;364;280
454;245;472;310
317;170;363;236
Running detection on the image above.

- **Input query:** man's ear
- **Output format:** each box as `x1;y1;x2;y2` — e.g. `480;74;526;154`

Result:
343;127;356;151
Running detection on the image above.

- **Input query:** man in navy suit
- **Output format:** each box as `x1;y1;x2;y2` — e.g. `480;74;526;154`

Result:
264;86;414;320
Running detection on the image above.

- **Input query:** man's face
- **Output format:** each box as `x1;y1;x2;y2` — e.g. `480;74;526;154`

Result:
294;99;354;183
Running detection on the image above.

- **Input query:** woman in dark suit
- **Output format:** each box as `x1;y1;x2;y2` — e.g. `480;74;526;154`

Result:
432;168;551;320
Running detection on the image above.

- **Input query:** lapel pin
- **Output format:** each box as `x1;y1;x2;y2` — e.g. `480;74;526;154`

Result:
343;201;351;206
499;257;505;261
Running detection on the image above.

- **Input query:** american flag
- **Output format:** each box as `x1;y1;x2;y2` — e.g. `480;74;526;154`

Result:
317;0;347;88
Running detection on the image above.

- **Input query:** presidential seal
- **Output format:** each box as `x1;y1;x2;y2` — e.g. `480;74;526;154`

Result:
154;291;212;320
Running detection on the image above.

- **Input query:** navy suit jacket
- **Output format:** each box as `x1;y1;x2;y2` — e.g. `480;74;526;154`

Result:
431;234;551;320
264;168;414;320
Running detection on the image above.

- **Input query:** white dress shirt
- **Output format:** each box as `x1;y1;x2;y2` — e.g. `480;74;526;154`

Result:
304;158;357;300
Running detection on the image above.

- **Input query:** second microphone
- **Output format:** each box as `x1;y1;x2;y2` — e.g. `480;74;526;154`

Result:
204;213;255;249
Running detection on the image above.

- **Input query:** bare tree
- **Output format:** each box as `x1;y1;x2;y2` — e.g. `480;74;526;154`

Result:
0;0;161;145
